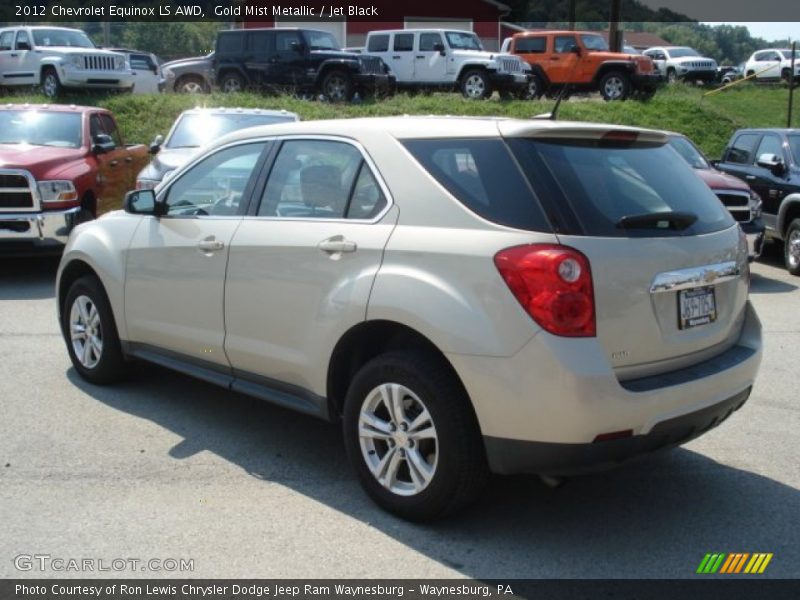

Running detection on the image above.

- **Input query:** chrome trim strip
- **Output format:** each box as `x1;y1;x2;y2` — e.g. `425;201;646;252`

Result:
650;260;740;294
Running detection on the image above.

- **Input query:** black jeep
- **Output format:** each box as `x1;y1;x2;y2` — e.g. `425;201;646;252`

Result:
214;28;394;101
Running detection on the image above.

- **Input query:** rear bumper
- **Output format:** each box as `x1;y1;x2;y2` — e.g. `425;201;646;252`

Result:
447;300;762;475
0;207;81;252
489;72;530;91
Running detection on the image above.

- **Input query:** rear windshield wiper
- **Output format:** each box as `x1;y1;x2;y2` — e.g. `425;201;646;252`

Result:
616;211;697;231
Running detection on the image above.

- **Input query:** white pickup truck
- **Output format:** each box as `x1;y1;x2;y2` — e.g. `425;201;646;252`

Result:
0;26;134;97
363;29;531;99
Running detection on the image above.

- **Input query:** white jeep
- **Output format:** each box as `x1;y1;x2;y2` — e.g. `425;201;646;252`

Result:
364;29;531;99
643;46;718;84
0;26;134;98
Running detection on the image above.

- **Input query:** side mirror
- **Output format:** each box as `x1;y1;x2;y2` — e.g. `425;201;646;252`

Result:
124;189;167;216
433;42;446;56
756;153;785;175
149;134;164;155
92;133;116;154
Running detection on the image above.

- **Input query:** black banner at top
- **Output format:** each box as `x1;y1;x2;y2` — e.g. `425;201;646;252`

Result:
2;0;800;23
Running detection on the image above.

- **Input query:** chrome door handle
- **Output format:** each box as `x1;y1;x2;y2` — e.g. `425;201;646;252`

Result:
318;237;357;254
197;239;224;252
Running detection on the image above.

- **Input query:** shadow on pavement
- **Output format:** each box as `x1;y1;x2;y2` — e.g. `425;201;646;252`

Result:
0;256;59;300
67;365;800;578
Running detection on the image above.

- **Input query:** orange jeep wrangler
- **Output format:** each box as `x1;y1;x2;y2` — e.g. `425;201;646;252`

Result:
505;30;661;101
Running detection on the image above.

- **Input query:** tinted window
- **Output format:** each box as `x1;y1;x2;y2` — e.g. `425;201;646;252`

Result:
667;47;699;58
754;135;783;163
726;133;760;164
554;36;578;53
367;34;389;52
789;135;800;165
667;136;709;169
0;32;14;51
514;37;546;54
258;140;371;219
507;138;733;237
402;139;549;232
347;163;387;219
419;33;443;52
165;143;265;216
247;31;271;54
275;31;301;52
394;34;414;52
304;31;339;50
217;33;243;55
99;114;123;147
15;30;30;50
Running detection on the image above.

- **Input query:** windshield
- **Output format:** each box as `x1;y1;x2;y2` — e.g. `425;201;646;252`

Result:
667;136;710;170
166;113;295;149
0;111;82;148
667;47;700;58
445;32;482;51
789;135;800;165
507;138;732;237
580;34;608;51
304;31;340;51
32;29;95;48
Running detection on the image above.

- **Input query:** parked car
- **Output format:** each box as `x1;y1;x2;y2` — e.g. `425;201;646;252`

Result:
161;52;214;94
109;48;164;94
666;132;765;259
505;30;660;100
0;26;134;97
643;46;717;83
717;64;743;84
214;28;394;102
715;128;800;274
364;29;530;99
136;107;299;189
744;49;800;82
57;117;761;520
0;104;148;253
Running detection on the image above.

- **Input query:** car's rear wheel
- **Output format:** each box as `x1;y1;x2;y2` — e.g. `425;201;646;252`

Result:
321;70;354;102
460;69;492;99
343;352;488;521
600;71;631;101
784;218;800;276
41;68;62;99
62;275;127;384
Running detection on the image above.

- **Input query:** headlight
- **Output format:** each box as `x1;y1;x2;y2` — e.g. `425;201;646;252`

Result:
68;55;83;69
37;180;78;204
114;55;126;70
136;179;159;190
749;192;763;218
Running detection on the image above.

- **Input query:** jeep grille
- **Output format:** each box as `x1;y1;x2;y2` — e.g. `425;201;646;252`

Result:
359;56;384;75
83;55;118;71
687;61;714;69
0;170;36;212
499;57;523;73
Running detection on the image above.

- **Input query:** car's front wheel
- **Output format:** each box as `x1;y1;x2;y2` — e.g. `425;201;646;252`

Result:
460;69;492;99
41;68;62;98
62;275;128;384
321;70;354;102
343;352;488;521
784;218;800;276
600;71;631;101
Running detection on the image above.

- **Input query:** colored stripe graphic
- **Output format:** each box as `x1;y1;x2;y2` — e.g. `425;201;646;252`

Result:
699;552;774;574
719;554;736;574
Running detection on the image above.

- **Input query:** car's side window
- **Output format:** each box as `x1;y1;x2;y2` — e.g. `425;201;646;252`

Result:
394;33;414;52
419;33;443;52
257;140;385;220
0;31;13;51
754;135;784;164
275;31;301;54
515;37;546;54
554;35;578;54
89;115;104;140
726;133;760;164
248;31;271;55
164;143;266;217
367;34;389;53
15;30;31;51
99;115;123;147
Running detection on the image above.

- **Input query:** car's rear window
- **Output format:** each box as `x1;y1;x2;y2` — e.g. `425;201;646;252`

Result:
402;139;550;232
507;138;734;237
789;134;800;165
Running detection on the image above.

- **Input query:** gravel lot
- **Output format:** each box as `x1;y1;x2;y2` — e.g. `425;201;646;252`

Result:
1;248;798;579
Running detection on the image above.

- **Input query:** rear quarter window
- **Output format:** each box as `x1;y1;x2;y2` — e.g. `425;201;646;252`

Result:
367;34;389;52
402;138;550;232
514;37;546;54
507;138;734;238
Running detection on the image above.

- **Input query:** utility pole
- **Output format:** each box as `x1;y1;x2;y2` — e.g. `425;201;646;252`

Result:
608;0;622;53
102;22;110;47
568;0;576;29
789;41;796;128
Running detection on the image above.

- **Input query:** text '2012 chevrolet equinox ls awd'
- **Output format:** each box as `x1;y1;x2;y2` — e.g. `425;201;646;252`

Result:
57;117;762;521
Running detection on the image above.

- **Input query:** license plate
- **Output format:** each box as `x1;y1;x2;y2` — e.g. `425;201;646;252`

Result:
679;287;717;329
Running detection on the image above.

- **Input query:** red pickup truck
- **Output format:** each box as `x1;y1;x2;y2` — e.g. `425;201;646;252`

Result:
0;104;148;253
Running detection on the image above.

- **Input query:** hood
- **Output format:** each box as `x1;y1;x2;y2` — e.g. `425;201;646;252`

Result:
588;51;653;71
162;55;212;70
451;49;496;60
41;46;122;57
695;167;751;191
0;144;85;176
672;55;715;65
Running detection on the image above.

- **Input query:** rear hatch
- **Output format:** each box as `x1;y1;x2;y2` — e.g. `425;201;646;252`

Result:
501;124;749;379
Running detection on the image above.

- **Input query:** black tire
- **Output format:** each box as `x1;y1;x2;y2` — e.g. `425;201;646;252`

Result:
175;75;208;94
343;352;488;521
321;70;354;102
600;71;631;101
460;69;492;99
781;68;792;83
62;275;128;385
220;72;245;93
666;68;678;84
41;67;62;99
784;218;800;276
519;74;544;100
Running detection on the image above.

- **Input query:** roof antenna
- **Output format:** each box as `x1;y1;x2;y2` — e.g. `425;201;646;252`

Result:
532;83;571;120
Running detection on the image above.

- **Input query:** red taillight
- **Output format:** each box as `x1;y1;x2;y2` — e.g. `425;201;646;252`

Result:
602;130;639;143
494;244;596;337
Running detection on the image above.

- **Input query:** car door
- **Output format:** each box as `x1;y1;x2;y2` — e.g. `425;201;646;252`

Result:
223;137;399;395
90;113;135;214
549;35;580;83
271;30;306;86
388;32;416;82
415;32;448;82
124;141;269;365
14;30;38;85
756;51;781;79
242;30;272;86
129;53;159;93
644;49;667;77
749;133;791;231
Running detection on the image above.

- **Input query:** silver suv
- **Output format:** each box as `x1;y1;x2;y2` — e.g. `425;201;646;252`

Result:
57;117;762;520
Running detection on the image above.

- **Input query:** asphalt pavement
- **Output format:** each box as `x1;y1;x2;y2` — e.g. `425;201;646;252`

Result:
1;246;798;579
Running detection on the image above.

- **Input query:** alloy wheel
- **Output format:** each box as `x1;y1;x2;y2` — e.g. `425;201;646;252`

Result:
180;80;204;94
358;383;438;496
604;76;625;100
464;74;486;98
325;75;348;101
70;295;103;369
43;74;59;98
788;229;800;270
222;77;242;93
